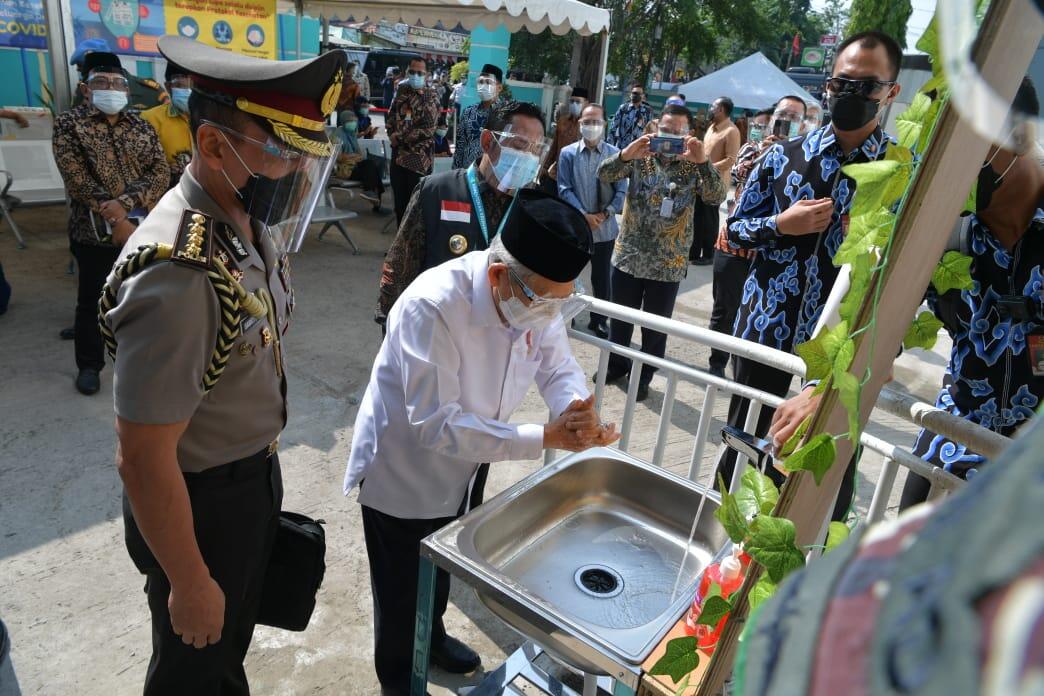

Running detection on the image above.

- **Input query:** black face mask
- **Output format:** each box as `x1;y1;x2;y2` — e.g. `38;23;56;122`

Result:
975;155;1017;214
630;93;642;103
828;92;881;132
234;171;296;225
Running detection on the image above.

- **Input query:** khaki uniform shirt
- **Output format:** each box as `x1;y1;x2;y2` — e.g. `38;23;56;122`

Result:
704;119;741;186
102;169;291;472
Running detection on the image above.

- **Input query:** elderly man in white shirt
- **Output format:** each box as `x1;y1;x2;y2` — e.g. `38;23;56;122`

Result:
345;188;618;696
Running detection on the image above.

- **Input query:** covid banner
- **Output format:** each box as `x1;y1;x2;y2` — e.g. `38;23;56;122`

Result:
70;0;275;58
0;0;48;49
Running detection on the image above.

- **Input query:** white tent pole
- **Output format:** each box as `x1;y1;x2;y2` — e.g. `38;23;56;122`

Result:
595;26;610;104
295;0;304;58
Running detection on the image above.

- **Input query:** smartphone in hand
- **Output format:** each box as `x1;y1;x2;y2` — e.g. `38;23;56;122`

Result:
648;135;686;155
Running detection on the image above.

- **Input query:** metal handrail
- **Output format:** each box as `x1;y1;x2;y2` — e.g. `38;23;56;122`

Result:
558;296;1010;522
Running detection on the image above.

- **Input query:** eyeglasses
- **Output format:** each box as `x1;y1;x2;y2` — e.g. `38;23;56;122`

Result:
509;268;585;304
407;70;425;77
86;75;129;90
630;92;643;98
826;76;896;98
579;119;605;126
477;77;497;86
168;77;192;89
201;119;302;161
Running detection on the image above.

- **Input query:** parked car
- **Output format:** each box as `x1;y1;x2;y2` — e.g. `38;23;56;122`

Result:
363;49;424;107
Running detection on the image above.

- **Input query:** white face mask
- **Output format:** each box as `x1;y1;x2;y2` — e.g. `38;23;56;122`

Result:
477;82;497;102
491;146;541;192
92;89;128;115
580;124;604;143
497;286;559;330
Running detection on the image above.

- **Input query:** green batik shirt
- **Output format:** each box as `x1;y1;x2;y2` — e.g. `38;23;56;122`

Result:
598;153;725;282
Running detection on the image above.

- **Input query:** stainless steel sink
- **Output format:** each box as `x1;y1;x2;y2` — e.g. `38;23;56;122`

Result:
421;447;728;688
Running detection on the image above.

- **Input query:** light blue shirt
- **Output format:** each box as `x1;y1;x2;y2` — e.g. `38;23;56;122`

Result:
557;138;627;244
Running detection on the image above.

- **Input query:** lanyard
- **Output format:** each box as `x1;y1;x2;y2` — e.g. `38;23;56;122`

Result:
466;164;517;244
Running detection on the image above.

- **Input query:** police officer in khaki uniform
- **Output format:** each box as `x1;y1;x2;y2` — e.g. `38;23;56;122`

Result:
99;36;345;695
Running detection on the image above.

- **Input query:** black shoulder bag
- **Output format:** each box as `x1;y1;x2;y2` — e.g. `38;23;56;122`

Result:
257;512;327;631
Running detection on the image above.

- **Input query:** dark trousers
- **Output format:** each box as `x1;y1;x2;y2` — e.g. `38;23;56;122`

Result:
361;471;487;695
717;357;856;523
390;161;424;225
123;453;283;696
709;250;752;371
607;267;681;387
70;240;119;372
689;200;719;261
588;240;614;327
351;159;386;197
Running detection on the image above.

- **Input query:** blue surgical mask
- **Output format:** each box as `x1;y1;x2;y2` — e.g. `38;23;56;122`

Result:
435;128;448;138
359;107;369;116
92;89;127;115
408;74;425;89
170;87;191;113
492;146;540;192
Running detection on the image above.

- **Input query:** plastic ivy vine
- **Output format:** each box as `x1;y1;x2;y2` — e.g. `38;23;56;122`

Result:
650;5;984;687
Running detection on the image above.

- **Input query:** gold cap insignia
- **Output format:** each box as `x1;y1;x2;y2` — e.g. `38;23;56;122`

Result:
261;327;273;347
448;234;468;255
321;69;343;118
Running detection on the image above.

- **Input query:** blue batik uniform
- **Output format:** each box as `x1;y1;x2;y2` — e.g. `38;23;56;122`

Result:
912;209;1044;478
726;125;893;353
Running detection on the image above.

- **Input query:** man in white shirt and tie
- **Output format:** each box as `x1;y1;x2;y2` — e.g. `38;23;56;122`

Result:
344;189;618;695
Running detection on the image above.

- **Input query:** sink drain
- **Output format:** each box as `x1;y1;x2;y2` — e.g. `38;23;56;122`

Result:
575;564;624;599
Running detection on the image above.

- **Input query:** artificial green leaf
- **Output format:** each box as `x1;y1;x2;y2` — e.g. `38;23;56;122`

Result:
706;581;722;600
895;93;932;149
694;595;732;627
715;474;750;544
932;251;975;294
916;18;940;74
838;252;876;325
650;636;700;682
884;144;914;165
964;183;977;215
795;321;850;381
833;337;856;382
834;369;862;442
782;433;836;485
835;207;895;266
921;73;947;97
673;673;691;696
736;464;780;517
826;521;851;553
746;515;806;583
778;415;811;458
903;311;945;351
844;160;912;218
917;98;944;154
748;575;778;612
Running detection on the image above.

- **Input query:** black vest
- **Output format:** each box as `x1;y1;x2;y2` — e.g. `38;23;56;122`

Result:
419;168;492;270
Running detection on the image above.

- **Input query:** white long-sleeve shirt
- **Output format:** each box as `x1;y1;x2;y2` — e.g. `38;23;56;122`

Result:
343;250;590;519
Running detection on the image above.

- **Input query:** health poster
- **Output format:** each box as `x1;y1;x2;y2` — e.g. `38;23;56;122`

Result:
0;0;48;49
70;0;166;56
165;0;275;59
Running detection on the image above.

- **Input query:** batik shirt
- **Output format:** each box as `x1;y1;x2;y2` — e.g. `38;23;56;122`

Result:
726;125;892;352
715;140;769;261
452;99;500;169
598;153;725;283
52;103;169;246
607;101;654;149
912;210;1044;477
386;84;440;175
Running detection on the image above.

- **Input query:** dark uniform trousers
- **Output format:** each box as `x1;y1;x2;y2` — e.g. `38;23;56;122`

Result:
717;357;856;523
708;250;752;372
71;240;119;372
390;161;424;225
607;267;681;387
688;199;719;262
360;473;486;696
123;452;282;696
588;240;615;328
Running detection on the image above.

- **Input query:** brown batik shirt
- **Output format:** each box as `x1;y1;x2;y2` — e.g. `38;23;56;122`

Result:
385;83;441;175
52;103;169;246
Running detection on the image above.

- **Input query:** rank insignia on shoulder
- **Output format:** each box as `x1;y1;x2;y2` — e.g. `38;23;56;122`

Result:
218;223;250;262
172;209;214;270
448;234;468;255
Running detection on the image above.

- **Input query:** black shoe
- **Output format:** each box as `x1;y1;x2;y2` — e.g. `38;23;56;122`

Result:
586;320;609;339
694;257;713;266
430;635;480;674
709;364;726;379
595;368;628;384
59;327;75;340
76;368;100;395
636;382;650;402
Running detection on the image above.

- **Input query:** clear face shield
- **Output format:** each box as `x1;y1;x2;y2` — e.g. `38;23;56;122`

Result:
486;126;551;192
205;119;341;256
769;108;804;139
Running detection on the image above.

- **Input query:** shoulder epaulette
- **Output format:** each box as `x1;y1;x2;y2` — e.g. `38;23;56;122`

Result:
171;209;215;271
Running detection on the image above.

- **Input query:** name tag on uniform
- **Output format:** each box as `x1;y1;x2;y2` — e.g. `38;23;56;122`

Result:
440;200;472;223
659;197;674;218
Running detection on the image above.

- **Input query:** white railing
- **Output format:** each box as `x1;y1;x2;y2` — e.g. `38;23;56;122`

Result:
557;297;1003;524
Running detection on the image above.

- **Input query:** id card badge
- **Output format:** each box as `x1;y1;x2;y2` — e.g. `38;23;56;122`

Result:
659;197;674;218
1028;335;1044;377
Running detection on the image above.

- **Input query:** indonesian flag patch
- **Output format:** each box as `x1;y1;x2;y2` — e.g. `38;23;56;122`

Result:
440;200;472;223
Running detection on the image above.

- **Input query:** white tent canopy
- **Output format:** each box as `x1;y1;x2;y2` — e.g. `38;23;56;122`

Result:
676;53;817;110
290;0;610;36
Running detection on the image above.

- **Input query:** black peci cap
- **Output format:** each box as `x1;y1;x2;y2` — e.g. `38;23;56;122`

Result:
571;87;589;100
81;52;124;78
480;63;503;83
500;189;592;282
158;35;347;157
